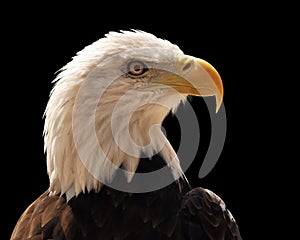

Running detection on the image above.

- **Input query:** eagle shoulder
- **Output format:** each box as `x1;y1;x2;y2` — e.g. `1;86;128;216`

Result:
179;187;242;240
11;190;82;240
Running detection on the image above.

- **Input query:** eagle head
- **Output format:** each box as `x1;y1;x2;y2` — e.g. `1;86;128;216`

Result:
44;30;223;200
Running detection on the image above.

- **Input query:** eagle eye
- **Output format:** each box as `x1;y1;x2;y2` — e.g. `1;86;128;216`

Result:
127;61;148;76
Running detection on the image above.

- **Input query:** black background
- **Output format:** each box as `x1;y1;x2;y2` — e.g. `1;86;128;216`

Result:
1;4;276;239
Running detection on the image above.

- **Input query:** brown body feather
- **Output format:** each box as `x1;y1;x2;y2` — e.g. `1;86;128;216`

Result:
11;156;241;240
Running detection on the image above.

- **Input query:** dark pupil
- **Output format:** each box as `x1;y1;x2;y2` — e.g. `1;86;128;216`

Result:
134;65;141;72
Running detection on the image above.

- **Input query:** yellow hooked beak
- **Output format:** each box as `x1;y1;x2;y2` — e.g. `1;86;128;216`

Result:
152;56;223;112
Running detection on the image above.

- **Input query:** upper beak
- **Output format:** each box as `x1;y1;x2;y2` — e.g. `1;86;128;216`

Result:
153;55;224;112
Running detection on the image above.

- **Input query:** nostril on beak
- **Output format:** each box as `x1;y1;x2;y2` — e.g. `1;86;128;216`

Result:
182;62;192;72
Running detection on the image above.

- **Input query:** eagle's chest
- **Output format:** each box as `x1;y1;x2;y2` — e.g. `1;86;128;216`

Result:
68;183;185;240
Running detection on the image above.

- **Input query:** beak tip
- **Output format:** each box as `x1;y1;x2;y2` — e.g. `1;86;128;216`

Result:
215;94;223;113
215;104;221;113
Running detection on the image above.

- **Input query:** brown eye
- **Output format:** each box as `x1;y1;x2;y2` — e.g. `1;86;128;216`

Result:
127;61;148;76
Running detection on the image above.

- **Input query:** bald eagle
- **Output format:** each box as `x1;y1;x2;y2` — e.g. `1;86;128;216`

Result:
11;30;241;240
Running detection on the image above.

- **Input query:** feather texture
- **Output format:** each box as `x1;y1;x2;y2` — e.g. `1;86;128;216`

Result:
43;30;185;199
11;156;241;240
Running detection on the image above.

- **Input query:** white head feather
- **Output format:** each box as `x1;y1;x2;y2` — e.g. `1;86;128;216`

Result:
44;30;187;200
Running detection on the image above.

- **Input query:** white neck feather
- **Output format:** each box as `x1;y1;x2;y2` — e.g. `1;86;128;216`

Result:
45;83;185;200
